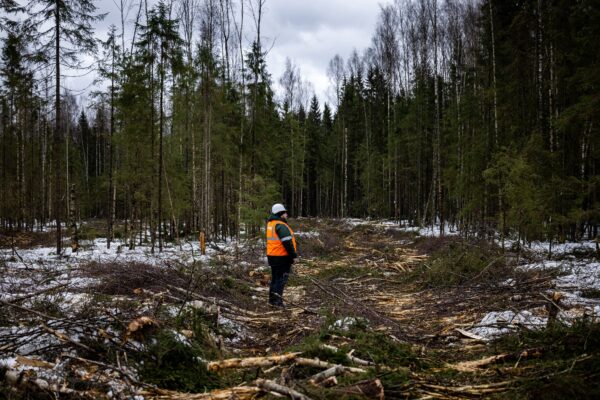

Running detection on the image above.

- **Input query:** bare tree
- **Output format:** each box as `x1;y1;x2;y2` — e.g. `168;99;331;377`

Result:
280;57;301;111
327;54;345;109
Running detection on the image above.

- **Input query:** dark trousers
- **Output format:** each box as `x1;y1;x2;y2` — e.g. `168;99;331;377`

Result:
269;264;291;306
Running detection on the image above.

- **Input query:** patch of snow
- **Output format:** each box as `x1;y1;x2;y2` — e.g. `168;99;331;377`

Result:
0;357;17;369
0;236;249;271
217;316;238;329
171;330;192;347
470;310;547;339
416;225;460;237
518;260;563;271
500;278;516;287
295;231;320;238
329;316;362;331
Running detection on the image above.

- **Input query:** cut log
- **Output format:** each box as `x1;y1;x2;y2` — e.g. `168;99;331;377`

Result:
296;357;366;374
256;378;312;400
320;376;338;387
207;353;302;372
15;355;54;369
140;386;261;399
419;380;512;395
309;365;345;385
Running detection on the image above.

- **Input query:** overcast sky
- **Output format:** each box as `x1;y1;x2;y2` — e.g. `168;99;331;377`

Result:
261;0;380;106
62;0;382;108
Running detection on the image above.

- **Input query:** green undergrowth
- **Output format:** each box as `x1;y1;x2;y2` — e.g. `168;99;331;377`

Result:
135;308;223;392
77;226;101;241
410;239;506;287
490;320;600;399
285;314;430;398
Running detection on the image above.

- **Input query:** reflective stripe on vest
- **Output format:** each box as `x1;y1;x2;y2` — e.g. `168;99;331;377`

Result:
266;220;297;257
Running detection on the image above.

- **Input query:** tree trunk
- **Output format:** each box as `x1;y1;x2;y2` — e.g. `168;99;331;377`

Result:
54;0;62;254
158;50;165;252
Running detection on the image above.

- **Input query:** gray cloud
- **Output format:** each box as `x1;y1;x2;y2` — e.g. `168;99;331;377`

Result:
263;0;380;106
60;0;381;109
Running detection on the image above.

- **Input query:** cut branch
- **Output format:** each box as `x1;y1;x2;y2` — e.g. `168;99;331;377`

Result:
255;378;312;400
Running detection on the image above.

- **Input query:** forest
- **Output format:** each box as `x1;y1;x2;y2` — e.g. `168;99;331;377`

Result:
1;0;600;399
0;0;597;251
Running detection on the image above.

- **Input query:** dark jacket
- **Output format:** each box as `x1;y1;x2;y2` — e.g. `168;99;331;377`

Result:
267;213;298;267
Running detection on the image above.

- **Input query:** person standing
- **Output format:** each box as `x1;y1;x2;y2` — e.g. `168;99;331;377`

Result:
266;203;297;307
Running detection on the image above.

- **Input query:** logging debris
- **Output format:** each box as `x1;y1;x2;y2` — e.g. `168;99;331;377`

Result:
2;218;599;399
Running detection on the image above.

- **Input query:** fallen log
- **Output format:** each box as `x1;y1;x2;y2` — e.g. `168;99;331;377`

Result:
296;357;366;374
309;365;345;385
207;353;368;375
15;355;54;369
140;386;261;399
256;378;312;400
168;284;281;318
207;352;302;372
320;376;338;387
419;380;512;396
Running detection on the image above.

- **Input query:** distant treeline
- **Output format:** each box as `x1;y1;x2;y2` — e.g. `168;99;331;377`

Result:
0;0;598;251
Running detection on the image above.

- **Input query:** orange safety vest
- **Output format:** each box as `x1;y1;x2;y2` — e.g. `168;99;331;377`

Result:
266;220;297;257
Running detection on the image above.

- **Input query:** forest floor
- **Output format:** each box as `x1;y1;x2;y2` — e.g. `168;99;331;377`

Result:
1;219;600;399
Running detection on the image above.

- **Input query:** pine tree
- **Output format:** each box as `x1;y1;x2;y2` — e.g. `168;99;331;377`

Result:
24;0;104;253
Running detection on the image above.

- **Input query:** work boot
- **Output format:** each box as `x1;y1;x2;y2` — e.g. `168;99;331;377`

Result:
268;301;285;309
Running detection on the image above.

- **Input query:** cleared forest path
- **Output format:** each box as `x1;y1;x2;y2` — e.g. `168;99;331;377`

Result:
221;218;581;399
2;219;592;399
243;219;495;348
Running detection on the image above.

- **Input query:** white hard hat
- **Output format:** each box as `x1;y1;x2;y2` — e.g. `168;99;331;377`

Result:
271;203;287;214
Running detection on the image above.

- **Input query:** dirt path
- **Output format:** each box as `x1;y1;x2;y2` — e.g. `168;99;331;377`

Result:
233;219;499;352
212;218;574;398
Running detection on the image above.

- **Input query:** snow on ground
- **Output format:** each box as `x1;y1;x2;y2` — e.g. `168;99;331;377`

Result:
1;236;240;268
470;310;548;339
294;231;320;238
469;247;600;339
3;220;599;345
337;218;600;339
340;218;460;237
